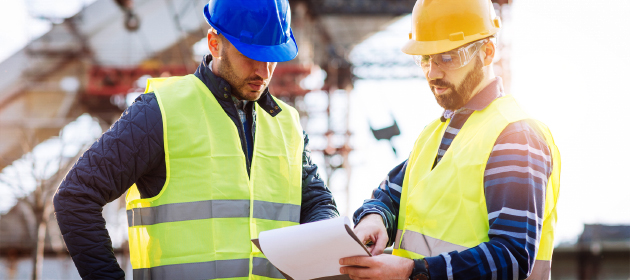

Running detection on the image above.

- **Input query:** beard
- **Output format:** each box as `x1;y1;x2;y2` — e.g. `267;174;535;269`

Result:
429;57;484;111
218;48;267;101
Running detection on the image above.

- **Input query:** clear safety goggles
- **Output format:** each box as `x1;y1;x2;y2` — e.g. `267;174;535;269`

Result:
413;39;487;71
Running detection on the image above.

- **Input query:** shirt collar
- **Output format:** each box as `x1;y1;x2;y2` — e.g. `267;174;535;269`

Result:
195;55;282;117
442;76;505;119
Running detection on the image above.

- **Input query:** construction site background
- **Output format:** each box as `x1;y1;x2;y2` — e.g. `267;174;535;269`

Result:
0;0;629;279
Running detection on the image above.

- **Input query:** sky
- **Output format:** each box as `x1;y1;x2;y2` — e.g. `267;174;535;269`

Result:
510;0;630;243
0;0;629;247
0;0;96;62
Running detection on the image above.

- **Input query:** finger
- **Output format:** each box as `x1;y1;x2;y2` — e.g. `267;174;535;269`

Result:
372;231;388;255
366;235;377;255
354;229;372;245
368;243;377;255
341;256;360;266
341;266;368;278
356;232;371;245
340;256;374;267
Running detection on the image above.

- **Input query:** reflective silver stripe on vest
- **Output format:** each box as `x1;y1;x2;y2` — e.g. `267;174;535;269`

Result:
525;260;551;280
132;258;286;280
399;229;469;257
253;257;286;279
133;259;249;280
253;201;300;222
127;200;250;227
128;200;300;227
394;229;402;249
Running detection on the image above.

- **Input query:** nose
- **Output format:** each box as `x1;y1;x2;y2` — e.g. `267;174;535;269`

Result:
426;60;444;81
255;61;273;79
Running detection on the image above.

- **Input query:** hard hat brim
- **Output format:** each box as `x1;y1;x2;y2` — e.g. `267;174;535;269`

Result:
204;3;298;63
222;29;299;63
401;32;497;55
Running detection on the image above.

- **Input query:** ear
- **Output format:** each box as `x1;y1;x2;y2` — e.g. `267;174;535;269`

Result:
208;32;221;58
482;40;496;66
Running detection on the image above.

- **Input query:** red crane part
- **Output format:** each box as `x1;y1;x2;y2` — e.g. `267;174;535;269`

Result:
86;65;188;96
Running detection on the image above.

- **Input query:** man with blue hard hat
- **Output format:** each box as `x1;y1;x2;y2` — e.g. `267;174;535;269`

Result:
53;0;339;279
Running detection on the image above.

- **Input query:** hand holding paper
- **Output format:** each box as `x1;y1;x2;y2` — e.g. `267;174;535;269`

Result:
353;213;389;255
339;254;415;280
253;217;371;280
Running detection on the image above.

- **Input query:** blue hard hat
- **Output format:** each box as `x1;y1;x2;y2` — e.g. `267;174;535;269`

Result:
203;0;298;62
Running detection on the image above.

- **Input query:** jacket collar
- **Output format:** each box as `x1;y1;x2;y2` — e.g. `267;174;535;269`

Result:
194;55;282;117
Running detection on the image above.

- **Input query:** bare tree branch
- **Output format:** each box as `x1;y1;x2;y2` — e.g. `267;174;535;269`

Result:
0;168;29;198
2;114;103;280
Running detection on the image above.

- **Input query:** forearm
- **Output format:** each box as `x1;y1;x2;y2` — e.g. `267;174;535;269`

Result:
53;139;136;279
299;149;339;223
300;180;339;223
54;183;124;279
353;160;407;246
300;131;339;223
353;195;398;246
53;93;165;279
53;140;133;278
422;237;527;280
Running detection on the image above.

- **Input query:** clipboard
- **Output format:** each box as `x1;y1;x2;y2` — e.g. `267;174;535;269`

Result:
251;217;372;280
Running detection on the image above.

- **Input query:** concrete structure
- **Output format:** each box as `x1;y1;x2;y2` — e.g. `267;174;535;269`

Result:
0;0;515;278
0;0;419;171
552;224;630;279
0;1;416;277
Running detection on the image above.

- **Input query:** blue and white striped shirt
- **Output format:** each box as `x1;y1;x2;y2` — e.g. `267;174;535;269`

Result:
354;77;552;279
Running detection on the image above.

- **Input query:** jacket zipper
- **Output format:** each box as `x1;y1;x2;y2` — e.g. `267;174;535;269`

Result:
234;103;251;176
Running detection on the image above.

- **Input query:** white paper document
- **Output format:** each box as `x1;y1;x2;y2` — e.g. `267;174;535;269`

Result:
255;217;371;280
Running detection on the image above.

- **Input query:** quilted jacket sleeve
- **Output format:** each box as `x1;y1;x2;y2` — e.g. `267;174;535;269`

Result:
299;131;340;223
53;93;165;280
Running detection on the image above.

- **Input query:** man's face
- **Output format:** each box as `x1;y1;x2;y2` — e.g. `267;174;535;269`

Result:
218;41;277;101
423;53;484;111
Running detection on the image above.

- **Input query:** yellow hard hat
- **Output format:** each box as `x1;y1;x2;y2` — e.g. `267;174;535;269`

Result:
402;0;501;55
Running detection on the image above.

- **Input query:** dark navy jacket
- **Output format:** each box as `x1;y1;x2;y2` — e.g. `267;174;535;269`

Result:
53;56;339;280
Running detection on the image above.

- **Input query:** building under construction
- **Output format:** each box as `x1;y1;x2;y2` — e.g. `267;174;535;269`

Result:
0;0;530;279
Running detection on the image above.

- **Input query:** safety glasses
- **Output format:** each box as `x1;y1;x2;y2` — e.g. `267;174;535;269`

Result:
413;40;486;71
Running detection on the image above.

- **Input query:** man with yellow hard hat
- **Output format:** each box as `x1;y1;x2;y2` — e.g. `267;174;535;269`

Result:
340;0;560;279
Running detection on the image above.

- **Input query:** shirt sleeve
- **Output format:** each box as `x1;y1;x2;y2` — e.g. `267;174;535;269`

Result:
424;121;553;280
53;93;165;279
352;160;408;246
299;131;340;223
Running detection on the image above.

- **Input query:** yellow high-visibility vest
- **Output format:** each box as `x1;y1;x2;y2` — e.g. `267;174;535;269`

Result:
125;75;304;280
393;95;560;279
